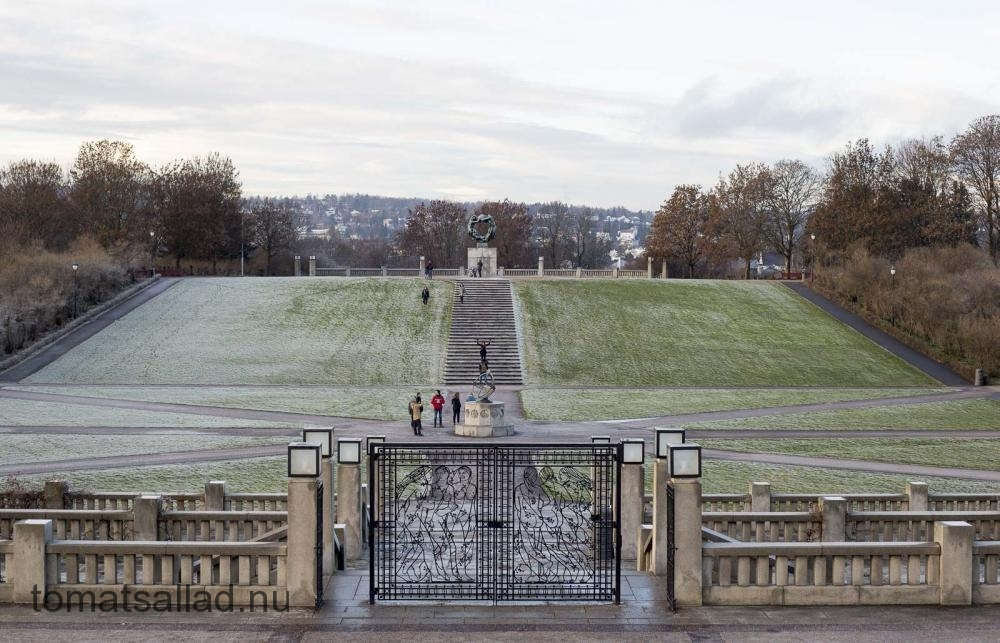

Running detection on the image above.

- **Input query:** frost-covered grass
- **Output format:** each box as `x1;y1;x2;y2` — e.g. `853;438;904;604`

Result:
698;460;1000;494
0;397;298;427
24;277;452;385
519;387;948;421
19;457;288;493
684;398;1000;431
0;433;287;465
8;385;461;421
700;438;1000;471
515;280;935;386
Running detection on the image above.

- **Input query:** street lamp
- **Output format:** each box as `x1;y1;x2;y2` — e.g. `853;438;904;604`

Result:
890;265;896;287
71;262;79;318
149;231;156;277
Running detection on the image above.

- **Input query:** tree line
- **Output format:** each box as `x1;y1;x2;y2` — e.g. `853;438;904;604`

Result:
645;114;1000;278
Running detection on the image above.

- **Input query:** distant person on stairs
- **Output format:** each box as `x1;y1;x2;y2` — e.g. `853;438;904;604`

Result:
477;338;491;363
421;286;429;305
477;259;483;277
451;392;462;424
408;394;424;435
431;390;445;427
458;282;465;303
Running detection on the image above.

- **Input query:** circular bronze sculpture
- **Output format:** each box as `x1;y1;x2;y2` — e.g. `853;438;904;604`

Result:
467;213;497;244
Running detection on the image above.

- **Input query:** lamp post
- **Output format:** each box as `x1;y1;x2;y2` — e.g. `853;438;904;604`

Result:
71;262;79;318
809;233;816;285
890;264;896;288
149;230;156;277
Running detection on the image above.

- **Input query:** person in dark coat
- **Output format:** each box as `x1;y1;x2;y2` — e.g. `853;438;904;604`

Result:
451;392;462;425
421;286;430;305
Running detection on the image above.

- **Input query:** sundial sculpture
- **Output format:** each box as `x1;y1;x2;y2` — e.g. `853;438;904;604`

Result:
467;214;496;402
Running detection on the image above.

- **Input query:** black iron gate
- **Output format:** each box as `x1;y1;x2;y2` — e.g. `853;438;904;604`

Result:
665;482;676;611
315;479;325;607
369;443;621;603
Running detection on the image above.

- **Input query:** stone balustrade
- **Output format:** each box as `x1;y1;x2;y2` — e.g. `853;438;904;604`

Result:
0;509;133;541
702;511;823;543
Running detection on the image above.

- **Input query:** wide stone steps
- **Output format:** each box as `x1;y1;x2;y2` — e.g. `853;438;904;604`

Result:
443;278;523;386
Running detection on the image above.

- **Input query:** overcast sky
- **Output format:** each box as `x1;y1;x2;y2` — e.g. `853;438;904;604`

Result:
2;1;999;210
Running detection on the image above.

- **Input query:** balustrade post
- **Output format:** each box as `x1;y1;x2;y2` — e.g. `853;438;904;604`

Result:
906;481;929;511
750;481;771;512
204;480;226;511
671;477;703;606
133;495;161;540
381;265;388;277
538;256;544;276
337;461;362;560
651;460;670;575
43;480;67;509
661;259;667;279
345;267;351;277
287;477;321;607
294;255;301;276
308;256;316;277
613;266;619;278
935;521;973;605
12;519;52;603
820;496;846;541
647;256;653;278
576;267;582;278
619;460;643;560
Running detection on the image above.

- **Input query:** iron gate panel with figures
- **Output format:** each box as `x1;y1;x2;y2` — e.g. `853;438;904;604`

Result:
369;443;621;603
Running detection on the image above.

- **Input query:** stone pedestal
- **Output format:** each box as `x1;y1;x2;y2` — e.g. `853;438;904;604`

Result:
456;401;513;437
468;247;498;277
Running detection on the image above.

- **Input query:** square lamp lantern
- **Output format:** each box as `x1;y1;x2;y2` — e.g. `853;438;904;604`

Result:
591;436;612;445
621;438;645;465
302;427;333;458
667;444;702;479
655;428;686;459
337;438;362;465
287;441;322;477
365;435;386;456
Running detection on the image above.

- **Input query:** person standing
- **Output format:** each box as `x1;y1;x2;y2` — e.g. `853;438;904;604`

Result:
409;394;424;435
458;282;465;303
451;392;462;425
425;260;434;279
476;259;483;278
431;390;445;427
421;286;429;305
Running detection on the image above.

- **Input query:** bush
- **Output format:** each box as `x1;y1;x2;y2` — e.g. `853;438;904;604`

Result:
815;245;1000;379
0;237;130;355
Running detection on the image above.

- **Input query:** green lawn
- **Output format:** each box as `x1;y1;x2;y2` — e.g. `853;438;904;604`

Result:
9;385;460;421
18;457;289;493
23;277;452;385
0;397;299;427
700;438;1000;471
519;387;946;421
684;398;1000;431
699;461;1000;494
0;433;288;466
515;280;934;386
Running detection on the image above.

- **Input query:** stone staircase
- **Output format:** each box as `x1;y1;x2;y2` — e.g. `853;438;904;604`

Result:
443;279;524;385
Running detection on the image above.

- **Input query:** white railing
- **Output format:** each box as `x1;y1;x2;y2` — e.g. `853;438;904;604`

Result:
703;541;940;605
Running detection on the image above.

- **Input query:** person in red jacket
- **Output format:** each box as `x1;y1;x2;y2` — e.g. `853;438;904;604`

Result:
430;390;446;427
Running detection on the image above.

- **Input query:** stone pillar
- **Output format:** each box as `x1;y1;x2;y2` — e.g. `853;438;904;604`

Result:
935;521;973;605
647;256;653;278
672;478;703;606
321;459;335;575
13;519;52;603
651;460;670;575
975;368;987;386
294;256;301;276
619;461;643;560
133;495;161;540
576;267;582;278
538;256;544;276
661;259;667;279
613;266;619;278
820;496;846;541
906;481;929;511
381;265;388;277
345;267;351;277
308;256;316;277
287;477;321;607
419;256;425;274
337;462;361;560
750;481;771;512
43;480;67;509
204;480;226;511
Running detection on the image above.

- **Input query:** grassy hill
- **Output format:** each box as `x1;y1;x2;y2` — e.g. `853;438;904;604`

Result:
25;277;452;385
515;280;936;386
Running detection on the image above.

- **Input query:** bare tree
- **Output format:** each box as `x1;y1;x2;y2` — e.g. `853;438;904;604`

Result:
951;114;1000;261
535;201;572;267
476;199;534;267
0;160;76;251
709;164;773;279
247;198;296;275
396;200;469;267
767;159;820;274
646;184;709;278
69;140;150;250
